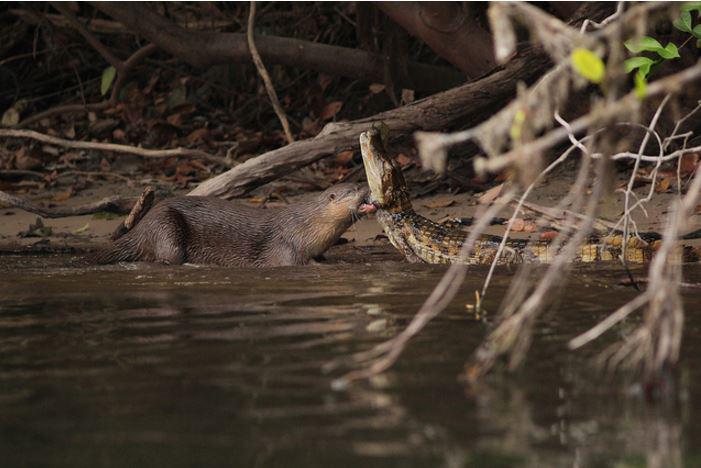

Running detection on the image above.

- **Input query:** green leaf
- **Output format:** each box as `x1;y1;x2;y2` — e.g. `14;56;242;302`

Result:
624;37;679;60
634;71;648;100
693;24;701;39
658;43;680;59
100;66;116;96
624;36;664;53
623;56;655;77
571;48;606;84
674;11;693;33
697;38;701;48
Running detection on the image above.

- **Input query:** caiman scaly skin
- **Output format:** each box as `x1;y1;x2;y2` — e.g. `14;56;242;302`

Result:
359;128;679;265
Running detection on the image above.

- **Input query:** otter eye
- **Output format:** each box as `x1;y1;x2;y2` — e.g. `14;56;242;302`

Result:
329;193;336;200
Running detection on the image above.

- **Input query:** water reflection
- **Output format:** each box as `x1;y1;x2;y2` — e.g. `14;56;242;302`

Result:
0;256;699;466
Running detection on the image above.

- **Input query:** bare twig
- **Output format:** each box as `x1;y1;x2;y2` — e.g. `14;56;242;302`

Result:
621;95;671;260
0;129;228;167
247;1;294;144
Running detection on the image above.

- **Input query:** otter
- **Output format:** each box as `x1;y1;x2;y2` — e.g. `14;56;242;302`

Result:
94;183;375;267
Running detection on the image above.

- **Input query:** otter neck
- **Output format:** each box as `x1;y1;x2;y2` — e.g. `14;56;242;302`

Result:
274;200;352;258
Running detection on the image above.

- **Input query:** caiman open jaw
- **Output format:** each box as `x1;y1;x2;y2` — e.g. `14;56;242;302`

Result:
359;129;387;207
359;129;412;213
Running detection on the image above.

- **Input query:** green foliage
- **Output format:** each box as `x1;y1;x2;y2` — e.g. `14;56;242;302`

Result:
624;3;701;99
100;66;116;96
571;48;606;84
634;71;647;99
623;56;655;77
623;37;679;59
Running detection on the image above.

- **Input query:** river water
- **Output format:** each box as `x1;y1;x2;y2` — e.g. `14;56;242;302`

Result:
1;255;701;467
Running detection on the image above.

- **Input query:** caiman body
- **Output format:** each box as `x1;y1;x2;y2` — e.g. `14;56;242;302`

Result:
359;128;677;265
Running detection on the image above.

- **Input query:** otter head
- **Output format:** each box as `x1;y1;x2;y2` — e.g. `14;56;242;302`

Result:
317;183;376;221
359;128;412;213
299;183;376;258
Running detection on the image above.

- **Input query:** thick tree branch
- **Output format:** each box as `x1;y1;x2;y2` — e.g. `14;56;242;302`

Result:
92;1;465;93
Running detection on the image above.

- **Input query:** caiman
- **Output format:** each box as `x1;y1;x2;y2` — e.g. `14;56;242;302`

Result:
359;128;698;265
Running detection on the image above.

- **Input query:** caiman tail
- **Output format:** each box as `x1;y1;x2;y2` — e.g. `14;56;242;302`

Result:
358;127;694;265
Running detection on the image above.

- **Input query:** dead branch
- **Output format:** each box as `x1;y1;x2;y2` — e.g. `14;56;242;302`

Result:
0;129;228;167
92;2;466;93
188;45;553;198
0;190;138;218
471;62;701;177
246;1;294;144
111;186;155;240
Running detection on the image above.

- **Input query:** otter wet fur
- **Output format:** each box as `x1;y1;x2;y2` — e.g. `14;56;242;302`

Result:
94;183;376;267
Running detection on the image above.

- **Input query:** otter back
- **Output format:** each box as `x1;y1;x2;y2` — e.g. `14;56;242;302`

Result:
95;197;314;267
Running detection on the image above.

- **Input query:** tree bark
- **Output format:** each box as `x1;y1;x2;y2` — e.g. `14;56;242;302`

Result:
92;2;465;93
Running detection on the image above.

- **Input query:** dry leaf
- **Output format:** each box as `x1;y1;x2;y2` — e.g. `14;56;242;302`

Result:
511;218;525;232
1;107;20;126
679;152;699;176
540;230;558;241
187;127;209;144
319;101;343;120
167;113;183;127
52;187;74;202
424;198;455;209
395;153;412;166
655;177;671;193
335;150;354;165
478;183;504;204
523;221;537;233
112;128;126;141
15;148;42;171
73;223;91;234
401;89;415;104
318;74;333;91
369;83;386;94
64;125;76;139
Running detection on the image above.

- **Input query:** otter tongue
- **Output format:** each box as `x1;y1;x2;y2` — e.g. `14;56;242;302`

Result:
359;203;377;214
